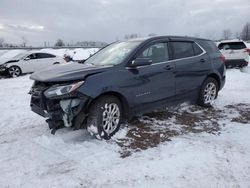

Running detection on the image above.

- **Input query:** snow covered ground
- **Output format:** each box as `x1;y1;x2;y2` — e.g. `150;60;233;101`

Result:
0;67;250;187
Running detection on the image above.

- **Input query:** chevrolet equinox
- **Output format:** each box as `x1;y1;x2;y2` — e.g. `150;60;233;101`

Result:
29;36;226;139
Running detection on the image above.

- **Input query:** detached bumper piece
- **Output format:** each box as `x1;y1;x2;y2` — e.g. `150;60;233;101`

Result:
30;82;89;134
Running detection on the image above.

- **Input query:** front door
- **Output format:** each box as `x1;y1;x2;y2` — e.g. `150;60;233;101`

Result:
127;41;176;112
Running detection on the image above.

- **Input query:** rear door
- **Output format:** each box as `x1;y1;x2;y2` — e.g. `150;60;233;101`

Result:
127;40;176;112
170;40;210;100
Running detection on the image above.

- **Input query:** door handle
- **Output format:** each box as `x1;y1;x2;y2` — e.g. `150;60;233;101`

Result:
164;65;174;70
200;59;206;63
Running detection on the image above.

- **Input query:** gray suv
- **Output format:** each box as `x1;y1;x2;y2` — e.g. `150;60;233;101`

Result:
29;36;226;140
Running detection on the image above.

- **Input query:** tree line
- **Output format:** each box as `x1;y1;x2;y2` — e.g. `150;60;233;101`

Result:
123;23;250;42
1;22;250;48
54;39;107;48
221;22;250;40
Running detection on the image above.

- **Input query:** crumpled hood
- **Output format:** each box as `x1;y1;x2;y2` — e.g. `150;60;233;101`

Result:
30;62;111;82
0;58;19;65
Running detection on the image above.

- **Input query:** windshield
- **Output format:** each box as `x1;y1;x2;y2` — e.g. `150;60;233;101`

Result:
84;41;141;66
13;53;27;60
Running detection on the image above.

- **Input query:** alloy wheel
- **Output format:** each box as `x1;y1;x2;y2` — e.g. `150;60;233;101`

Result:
102;103;120;135
203;82;217;104
9;67;21;77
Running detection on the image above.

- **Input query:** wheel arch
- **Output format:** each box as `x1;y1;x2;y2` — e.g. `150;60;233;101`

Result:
89;91;130;120
207;73;221;89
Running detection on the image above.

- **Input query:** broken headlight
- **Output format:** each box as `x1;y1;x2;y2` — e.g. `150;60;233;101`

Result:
44;81;84;98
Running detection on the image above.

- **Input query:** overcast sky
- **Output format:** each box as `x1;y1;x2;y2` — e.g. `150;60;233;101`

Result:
0;0;250;46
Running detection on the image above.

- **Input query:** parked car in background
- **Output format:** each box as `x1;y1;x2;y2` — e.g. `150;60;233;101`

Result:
29;36;226;140
0;52;65;77
217;40;250;68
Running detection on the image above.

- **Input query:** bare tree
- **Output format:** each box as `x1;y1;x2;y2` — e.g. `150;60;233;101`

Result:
54;39;65;47
222;29;232;40
234;32;241;39
0;37;4;47
21;36;27;47
241;22;250;41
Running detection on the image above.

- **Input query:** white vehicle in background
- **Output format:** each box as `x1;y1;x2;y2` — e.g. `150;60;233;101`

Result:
217;40;250;68
0;52;65;77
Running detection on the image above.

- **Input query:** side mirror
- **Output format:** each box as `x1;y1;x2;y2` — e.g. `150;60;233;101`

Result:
129;58;152;68
24;57;30;61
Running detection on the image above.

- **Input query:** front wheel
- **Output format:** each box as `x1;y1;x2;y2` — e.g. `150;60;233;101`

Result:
198;77;218;107
8;66;22;77
87;96;122;140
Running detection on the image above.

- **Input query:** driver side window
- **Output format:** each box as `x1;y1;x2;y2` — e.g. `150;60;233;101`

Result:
138;42;169;64
26;54;37;60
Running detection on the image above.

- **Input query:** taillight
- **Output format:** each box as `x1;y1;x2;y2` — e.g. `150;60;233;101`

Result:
244;48;250;54
219;54;226;63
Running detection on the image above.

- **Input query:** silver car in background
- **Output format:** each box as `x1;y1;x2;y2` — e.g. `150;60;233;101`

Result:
217;40;250;68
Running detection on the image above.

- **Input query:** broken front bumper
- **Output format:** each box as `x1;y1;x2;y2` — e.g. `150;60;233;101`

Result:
0;66;7;73
30;84;90;130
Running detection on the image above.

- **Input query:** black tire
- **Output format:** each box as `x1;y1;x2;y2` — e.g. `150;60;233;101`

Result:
198;77;219;107
87;95;122;140
8;66;22;77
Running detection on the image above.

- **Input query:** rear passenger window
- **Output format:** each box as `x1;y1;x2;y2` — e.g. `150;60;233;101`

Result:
27;54;37;59
138;42;169;64
36;53;56;59
171;42;194;59
193;43;203;55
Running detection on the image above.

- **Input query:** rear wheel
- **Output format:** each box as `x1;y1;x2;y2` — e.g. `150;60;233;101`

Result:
198;77;218;107
8;66;22;77
87;95;122;140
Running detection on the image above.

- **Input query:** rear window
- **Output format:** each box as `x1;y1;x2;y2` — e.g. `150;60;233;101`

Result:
218;42;246;50
171;42;194;59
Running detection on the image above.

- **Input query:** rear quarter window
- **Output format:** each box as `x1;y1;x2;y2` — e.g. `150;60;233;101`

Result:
193;43;203;55
198;40;219;53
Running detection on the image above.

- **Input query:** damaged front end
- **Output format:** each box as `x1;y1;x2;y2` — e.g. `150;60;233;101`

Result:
29;81;90;134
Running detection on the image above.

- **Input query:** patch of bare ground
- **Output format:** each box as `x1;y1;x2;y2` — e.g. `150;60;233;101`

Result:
116;103;250;158
225;103;250;124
